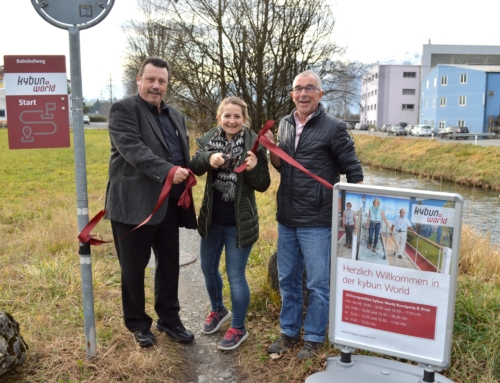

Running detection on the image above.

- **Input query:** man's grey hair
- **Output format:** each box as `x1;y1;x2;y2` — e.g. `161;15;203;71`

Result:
293;70;323;90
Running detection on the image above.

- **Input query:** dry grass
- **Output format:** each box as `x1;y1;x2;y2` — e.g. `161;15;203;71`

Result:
353;135;500;190
459;226;500;281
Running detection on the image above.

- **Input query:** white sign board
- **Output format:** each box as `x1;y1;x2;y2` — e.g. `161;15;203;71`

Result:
331;184;462;368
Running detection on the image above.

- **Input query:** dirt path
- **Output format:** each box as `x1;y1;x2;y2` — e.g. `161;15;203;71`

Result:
173;228;243;383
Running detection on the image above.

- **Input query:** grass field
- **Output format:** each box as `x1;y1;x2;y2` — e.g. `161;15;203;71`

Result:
1;129;499;382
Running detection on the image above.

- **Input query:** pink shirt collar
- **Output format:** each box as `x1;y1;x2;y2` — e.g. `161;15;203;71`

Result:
293;111;314;149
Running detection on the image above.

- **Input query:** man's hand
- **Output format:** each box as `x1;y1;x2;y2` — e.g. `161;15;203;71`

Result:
264;130;275;144
264;130;281;167
209;153;226;169
173;167;189;184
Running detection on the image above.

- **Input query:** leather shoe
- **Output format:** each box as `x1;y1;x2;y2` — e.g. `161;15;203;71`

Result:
156;320;194;344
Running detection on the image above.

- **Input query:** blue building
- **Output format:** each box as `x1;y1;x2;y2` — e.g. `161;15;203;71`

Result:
420;65;500;133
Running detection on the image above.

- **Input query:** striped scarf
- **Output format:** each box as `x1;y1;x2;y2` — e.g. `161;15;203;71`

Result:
196;127;245;201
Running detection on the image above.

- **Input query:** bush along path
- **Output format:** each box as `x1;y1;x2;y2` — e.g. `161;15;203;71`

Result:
163;228;244;383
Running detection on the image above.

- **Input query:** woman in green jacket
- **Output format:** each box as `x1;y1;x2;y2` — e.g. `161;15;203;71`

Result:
191;97;270;350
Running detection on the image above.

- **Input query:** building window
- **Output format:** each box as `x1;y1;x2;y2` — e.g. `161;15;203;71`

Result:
440;97;447;106
374;104;377;110
439;121;446;129
460;73;467;84
0;110;5;117
425;99;428;108
426;80;429;89
375;89;377;95
458;120;465;127
402;89;415;95
403;72;416;78
441;76;448;85
402;104;414;110
432;98;436;107
459;96;466;106
433;78;437;87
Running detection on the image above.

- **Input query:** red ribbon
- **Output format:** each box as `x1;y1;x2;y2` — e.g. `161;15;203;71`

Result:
236;120;333;189
234;120;275;173
78;166;197;246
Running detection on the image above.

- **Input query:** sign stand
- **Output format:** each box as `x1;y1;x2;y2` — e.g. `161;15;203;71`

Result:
30;0;115;359
306;350;453;383
307;184;462;383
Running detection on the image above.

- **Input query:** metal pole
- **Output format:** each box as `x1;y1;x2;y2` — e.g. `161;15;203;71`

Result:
68;26;97;359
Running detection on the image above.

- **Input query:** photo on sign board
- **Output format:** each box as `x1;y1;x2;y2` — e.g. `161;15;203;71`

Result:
337;191;455;274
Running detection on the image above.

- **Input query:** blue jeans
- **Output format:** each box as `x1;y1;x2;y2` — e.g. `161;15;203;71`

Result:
368;221;381;248
200;223;252;329
277;223;331;343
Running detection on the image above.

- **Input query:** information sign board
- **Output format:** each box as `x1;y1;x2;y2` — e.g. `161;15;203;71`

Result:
4;55;70;149
331;184;462;368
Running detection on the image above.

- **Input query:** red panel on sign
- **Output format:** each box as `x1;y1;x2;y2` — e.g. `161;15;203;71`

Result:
6;95;70;149
342;290;437;340
4;55;66;73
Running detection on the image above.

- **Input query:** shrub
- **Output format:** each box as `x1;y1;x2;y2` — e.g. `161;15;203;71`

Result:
90;115;107;122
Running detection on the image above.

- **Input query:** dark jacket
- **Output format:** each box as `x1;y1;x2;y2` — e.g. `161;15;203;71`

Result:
191;127;271;248
104;94;197;228
275;103;363;227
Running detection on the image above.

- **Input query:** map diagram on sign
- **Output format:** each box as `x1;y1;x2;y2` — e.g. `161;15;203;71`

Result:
19;103;58;142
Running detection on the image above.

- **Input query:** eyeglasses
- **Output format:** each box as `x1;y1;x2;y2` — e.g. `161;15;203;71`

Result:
291;85;320;94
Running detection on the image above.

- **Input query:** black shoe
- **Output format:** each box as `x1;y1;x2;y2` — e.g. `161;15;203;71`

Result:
296;341;322;359
398;255;402;259
267;333;300;354
156;320;194;344
133;329;157;348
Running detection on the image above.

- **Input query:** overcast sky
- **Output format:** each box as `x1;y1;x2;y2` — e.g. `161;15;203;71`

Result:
2;0;499;102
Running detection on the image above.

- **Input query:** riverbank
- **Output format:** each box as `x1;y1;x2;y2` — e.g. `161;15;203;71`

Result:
351;135;500;191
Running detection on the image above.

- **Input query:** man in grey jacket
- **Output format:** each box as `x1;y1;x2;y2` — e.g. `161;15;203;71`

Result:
105;57;197;347
265;70;363;358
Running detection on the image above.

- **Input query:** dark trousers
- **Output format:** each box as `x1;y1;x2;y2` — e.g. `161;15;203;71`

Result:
345;224;354;245
111;199;182;332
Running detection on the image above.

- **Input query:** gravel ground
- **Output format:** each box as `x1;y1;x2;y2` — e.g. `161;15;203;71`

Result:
171;228;244;383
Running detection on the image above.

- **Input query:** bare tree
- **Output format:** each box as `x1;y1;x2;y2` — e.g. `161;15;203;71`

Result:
121;0;179;97
122;0;365;132
321;60;368;120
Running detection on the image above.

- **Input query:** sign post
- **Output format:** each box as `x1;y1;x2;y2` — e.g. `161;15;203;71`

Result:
307;184;462;382
30;0;115;359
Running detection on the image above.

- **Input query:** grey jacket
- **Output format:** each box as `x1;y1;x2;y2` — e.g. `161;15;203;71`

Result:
104;94;197;228
191;127;270;248
276;103;363;227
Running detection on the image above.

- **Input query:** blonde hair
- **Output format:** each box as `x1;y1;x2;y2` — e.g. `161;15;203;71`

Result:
217;97;251;128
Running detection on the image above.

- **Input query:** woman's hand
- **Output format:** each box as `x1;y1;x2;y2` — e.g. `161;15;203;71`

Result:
244;151;257;171
209;153;226;168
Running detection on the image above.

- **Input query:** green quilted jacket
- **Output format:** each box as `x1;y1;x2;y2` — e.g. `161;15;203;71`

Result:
191;127;271;248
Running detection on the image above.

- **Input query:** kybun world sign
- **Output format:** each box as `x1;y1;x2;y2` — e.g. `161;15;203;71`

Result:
4;55;70;149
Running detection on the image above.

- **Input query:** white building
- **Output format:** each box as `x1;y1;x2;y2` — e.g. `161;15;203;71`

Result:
361;65;421;128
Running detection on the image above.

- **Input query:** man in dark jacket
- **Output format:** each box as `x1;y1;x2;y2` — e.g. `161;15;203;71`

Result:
105;57;197;347
265;70;363;358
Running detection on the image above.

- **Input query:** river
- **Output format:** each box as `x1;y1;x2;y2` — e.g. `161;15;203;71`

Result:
359;165;500;245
